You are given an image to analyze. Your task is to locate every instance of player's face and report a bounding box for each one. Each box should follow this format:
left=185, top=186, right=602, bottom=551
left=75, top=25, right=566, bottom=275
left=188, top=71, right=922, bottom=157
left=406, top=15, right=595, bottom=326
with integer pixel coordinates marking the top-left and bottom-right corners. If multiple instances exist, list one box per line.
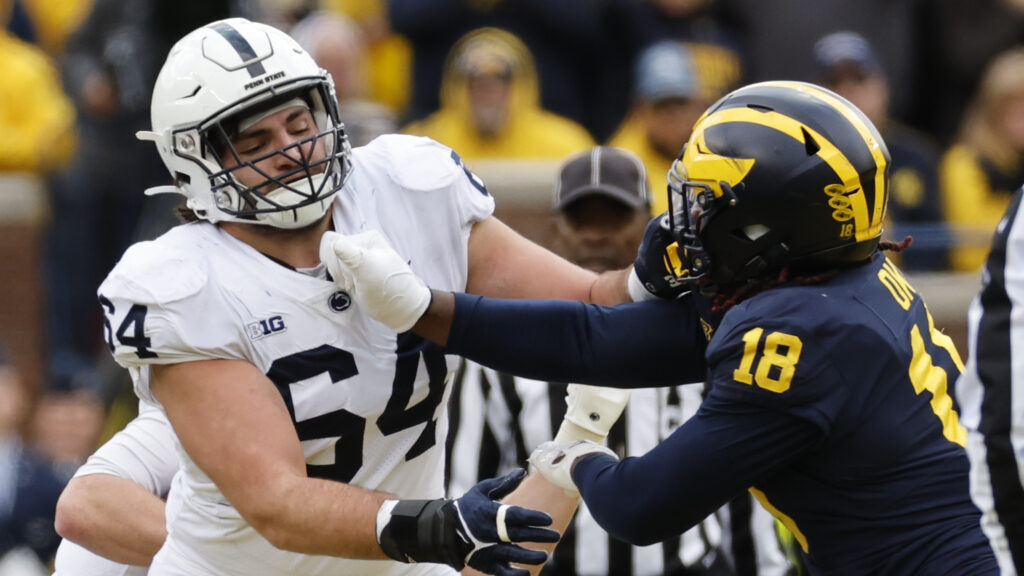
left=221, top=105, right=327, bottom=191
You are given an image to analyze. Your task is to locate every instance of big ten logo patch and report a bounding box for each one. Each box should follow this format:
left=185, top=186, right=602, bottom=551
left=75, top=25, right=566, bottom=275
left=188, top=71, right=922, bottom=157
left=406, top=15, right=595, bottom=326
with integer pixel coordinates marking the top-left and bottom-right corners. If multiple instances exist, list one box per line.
left=247, top=315, right=287, bottom=341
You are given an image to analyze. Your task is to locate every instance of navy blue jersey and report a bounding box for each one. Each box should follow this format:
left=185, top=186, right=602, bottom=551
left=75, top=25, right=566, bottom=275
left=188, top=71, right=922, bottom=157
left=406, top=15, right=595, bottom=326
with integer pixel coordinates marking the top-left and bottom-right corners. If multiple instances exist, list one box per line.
left=694, top=253, right=992, bottom=573
left=446, top=253, right=997, bottom=575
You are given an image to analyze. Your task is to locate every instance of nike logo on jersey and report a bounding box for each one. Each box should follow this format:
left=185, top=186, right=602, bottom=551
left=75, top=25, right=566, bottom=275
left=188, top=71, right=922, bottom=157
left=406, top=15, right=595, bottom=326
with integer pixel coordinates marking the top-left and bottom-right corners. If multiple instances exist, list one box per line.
left=247, top=315, right=287, bottom=340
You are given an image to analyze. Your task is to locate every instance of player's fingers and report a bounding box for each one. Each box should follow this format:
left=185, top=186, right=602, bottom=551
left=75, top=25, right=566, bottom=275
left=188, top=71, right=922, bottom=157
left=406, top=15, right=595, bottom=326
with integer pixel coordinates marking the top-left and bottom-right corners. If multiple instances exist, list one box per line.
left=320, top=231, right=362, bottom=268
left=481, top=544, right=549, bottom=566
left=502, top=506, right=558, bottom=543
left=472, top=467, right=527, bottom=501
left=484, top=467, right=528, bottom=500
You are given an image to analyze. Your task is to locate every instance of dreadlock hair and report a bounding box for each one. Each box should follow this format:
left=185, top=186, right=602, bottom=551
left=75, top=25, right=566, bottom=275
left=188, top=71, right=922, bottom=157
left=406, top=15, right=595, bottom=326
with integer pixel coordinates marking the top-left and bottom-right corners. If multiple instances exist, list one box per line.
left=710, top=236, right=916, bottom=315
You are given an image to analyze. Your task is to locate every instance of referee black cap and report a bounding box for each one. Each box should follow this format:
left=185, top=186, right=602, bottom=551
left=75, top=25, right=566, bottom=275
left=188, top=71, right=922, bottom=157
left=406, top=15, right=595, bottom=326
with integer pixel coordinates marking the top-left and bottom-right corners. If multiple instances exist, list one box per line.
left=554, top=146, right=650, bottom=212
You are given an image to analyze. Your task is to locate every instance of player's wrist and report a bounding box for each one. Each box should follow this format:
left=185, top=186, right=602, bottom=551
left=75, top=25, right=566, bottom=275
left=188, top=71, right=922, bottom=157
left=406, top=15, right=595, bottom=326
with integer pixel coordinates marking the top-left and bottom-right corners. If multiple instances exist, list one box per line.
left=560, top=384, right=631, bottom=442
left=529, top=440, right=619, bottom=496
left=553, top=420, right=605, bottom=444
left=627, top=267, right=660, bottom=302
left=375, top=498, right=464, bottom=568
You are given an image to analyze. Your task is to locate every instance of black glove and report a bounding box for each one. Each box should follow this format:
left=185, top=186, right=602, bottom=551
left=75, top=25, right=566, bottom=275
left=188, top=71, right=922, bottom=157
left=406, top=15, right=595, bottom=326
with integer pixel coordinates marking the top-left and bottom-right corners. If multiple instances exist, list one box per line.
left=629, top=213, right=688, bottom=301
left=377, top=468, right=560, bottom=576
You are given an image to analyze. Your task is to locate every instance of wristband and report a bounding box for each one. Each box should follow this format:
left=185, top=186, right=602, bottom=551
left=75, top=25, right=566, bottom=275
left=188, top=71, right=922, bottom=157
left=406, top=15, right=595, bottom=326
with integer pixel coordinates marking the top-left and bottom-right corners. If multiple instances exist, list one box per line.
left=376, top=498, right=463, bottom=568
left=627, top=267, right=659, bottom=302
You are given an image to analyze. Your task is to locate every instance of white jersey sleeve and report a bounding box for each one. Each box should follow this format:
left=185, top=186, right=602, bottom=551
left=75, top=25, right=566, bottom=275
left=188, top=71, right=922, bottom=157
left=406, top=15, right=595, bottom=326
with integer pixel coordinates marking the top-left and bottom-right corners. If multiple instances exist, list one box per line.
left=72, top=401, right=179, bottom=497
left=97, top=237, right=208, bottom=375
left=53, top=541, right=149, bottom=576
left=97, top=225, right=267, bottom=404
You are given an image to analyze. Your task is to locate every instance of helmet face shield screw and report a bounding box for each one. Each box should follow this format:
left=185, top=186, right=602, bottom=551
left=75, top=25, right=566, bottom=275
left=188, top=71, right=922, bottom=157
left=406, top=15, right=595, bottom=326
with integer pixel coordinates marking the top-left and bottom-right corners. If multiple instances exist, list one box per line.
left=215, top=191, right=232, bottom=209
left=177, top=134, right=197, bottom=154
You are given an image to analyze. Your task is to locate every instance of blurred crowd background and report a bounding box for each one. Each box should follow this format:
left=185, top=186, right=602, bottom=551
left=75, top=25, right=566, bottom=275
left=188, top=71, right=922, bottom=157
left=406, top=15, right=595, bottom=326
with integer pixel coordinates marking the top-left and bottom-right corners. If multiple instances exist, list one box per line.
left=1, top=0, right=1021, bottom=571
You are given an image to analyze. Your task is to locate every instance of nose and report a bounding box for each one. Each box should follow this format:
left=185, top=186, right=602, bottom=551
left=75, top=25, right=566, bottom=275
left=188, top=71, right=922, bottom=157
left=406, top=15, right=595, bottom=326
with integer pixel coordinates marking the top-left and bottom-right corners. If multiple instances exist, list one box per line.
left=270, top=130, right=309, bottom=170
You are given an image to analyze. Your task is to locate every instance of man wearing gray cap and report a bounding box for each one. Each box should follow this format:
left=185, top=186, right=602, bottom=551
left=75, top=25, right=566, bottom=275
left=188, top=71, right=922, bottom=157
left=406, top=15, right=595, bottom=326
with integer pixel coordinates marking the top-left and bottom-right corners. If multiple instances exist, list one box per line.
left=549, top=146, right=651, bottom=273
left=447, top=147, right=795, bottom=576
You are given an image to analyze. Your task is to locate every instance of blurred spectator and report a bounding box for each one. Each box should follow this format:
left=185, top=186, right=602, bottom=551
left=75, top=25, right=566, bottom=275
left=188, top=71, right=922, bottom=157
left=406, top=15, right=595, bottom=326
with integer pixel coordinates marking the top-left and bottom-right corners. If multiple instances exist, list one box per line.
left=915, top=0, right=1024, bottom=145
left=27, top=384, right=105, bottom=482
left=246, top=0, right=315, bottom=29
left=0, top=348, right=64, bottom=571
left=16, top=0, right=93, bottom=55
left=389, top=0, right=603, bottom=133
left=0, top=1, right=75, bottom=174
left=813, top=31, right=950, bottom=272
left=402, top=27, right=594, bottom=160
left=323, top=0, right=413, bottom=115
left=714, top=0, right=920, bottom=127
left=45, top=0, right=236, bottom=398
left=4, top=0, right=34, bottom=43
left=598, top=0, right=744, bottom=140
left=940, top=46, right=1024, bottom=272
left=290, top=9, right=399, bottom=147
left=608, top=41, right=708, bottom=215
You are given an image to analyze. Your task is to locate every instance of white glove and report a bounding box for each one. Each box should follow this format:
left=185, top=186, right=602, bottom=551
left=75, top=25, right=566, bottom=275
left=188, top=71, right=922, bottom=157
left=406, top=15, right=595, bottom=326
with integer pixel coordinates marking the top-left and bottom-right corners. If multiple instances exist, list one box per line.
left=554, top=384, right=631, bottom=444
left=529, top=440, right=618, bottom=496
left=319, top=230, right=432, bottom=333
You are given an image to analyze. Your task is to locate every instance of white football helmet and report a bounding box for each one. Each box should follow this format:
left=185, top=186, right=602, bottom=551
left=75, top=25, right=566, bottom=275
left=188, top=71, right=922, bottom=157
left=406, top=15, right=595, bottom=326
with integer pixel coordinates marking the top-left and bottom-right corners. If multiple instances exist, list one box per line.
left=138, top=18, right=352, bottom=229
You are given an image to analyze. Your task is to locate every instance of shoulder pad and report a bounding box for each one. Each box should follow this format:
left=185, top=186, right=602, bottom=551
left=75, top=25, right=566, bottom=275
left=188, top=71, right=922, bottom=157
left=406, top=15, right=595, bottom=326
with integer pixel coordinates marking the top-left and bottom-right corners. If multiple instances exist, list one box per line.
left=357, top=134, right=462, bottom=192
left=101, top=240, right=207, bottom=305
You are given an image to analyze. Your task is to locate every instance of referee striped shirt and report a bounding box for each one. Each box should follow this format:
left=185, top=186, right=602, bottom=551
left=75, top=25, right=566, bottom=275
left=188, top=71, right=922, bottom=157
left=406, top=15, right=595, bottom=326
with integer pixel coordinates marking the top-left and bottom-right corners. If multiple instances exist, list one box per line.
left=957, top=187, right=1024, bottom=575
left=445, top=360, right=796, bottom=576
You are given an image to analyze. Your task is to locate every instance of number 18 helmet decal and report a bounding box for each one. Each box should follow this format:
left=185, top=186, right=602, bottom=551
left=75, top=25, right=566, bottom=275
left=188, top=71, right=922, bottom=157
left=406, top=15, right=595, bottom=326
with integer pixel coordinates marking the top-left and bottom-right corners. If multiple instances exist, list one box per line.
left=139, top=18, right=352, bottom=229
left=667, top=81, right=890, bottom=287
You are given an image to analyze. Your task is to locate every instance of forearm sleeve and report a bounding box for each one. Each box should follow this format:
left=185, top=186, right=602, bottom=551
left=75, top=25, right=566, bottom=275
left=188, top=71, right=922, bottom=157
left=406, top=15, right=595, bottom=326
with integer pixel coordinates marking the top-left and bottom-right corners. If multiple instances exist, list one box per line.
left=446, top=294, right=707, bottom=387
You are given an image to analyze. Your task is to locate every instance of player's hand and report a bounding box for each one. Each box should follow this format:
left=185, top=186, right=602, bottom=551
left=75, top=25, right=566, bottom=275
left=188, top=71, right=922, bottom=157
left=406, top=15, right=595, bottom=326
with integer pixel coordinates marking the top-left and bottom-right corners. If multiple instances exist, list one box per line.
left=451, top=468, right=560, bottom=575
left=554, top=385, right=631, bottom=444
left=377, top=469, right=559, bottom=576
left=629, top=213, right=688, bottom=302
left=529, top=441, right=618, bottom=497
left=319, top=230, right=431, bottom=332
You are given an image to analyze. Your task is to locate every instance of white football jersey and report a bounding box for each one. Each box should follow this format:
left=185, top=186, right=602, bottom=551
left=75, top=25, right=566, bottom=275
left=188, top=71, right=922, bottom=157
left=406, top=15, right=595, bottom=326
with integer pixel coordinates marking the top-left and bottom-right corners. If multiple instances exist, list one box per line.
left=97, top=135, right=494, bottom=576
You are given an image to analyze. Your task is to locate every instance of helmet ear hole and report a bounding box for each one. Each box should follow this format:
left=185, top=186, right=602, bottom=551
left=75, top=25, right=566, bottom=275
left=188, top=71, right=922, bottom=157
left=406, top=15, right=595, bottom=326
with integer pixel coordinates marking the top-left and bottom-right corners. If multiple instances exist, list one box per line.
left=740, top=224, right=771, bottom=241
